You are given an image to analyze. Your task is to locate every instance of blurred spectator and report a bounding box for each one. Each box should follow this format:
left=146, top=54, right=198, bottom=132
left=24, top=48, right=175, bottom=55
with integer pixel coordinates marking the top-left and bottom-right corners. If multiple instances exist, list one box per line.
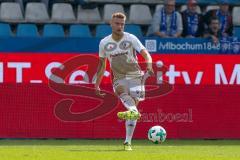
left=181, top=0, right=204, bottom=37
left=204, top=0, right=233, bottom=36
left=147, top=0, right=183, bottom=38
left=203, top=16, right=222, bottom=44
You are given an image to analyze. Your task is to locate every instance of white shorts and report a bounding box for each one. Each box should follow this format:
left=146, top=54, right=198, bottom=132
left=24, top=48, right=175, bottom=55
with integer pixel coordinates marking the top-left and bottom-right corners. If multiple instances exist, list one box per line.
left=113, top=76, right=145, bottom=101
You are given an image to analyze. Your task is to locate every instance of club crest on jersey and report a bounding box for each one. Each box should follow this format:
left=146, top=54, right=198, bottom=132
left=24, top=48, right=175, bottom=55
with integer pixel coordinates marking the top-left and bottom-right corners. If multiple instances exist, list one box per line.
left=104, top=42, right=117, bottom=52
left=119, top=41, right=132, bottom=50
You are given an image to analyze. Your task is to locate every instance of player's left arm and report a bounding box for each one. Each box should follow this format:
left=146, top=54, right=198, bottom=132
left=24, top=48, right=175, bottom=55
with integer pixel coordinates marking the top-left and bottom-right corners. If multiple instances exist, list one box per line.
left=140, top=49, right=154, bottom=76
left=130, top=34, right=154, bottom=76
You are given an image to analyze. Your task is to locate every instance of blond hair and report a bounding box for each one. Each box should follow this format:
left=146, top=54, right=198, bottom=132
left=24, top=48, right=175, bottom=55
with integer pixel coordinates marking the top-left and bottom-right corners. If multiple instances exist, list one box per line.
left=111, top=12, right=126, bottom=20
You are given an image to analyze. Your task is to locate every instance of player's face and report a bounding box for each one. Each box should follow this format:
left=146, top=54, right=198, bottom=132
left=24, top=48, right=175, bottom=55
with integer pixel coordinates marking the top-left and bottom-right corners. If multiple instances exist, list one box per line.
left=111, top=17, right=125, bottom=36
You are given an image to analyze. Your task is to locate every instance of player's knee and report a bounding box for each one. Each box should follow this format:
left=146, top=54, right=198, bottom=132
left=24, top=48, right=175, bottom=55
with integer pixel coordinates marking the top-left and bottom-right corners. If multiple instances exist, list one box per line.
left=134, top=99, right=139, bottom=106
left=115, top=86, right=125, bottom=96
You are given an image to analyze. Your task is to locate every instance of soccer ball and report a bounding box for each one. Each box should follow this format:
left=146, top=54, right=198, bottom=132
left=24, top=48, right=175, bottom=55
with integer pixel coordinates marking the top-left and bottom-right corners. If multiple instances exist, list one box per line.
left=148, top=125, right=167, bottom=144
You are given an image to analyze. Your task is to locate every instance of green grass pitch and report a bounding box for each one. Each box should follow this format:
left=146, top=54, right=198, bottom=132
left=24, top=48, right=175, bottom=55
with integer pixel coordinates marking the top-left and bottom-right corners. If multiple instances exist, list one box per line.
left=0, top=139, right=240, bottom=160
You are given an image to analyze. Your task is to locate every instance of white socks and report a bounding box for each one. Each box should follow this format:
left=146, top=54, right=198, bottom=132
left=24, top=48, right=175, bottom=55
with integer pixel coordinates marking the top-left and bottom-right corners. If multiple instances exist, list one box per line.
left=119, top=93, right=138, bottom=144
left=119, top=93, right=138, bottom=112
left=124, top=120, right=137, bottom=144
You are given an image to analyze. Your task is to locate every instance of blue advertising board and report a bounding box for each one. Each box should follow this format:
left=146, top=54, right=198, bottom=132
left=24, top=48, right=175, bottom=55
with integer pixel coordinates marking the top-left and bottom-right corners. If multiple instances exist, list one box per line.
left=0, top=37, right=239, bottom=54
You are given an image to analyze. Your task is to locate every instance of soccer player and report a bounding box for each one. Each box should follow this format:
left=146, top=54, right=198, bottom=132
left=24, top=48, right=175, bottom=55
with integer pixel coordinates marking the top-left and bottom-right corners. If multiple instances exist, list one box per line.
left=95, top=12, right=154, bottom=151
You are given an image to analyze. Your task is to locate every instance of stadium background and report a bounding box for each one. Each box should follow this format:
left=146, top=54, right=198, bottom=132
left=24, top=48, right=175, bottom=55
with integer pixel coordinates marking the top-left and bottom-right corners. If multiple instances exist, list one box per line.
left=0, top=0, right=240, bottom=139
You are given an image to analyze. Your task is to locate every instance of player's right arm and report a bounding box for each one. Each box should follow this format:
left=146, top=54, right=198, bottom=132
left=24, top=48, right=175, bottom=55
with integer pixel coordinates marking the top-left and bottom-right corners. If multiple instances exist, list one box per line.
left=95, top=40, right=107, bottom=97
left=95, top=57, right=106, bottom=97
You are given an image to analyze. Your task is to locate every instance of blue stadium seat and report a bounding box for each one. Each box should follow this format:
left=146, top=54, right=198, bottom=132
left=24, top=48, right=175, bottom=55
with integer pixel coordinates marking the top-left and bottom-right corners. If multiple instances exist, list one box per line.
left=69, top=24, right=92, bottom=37
left=0, top=23, right=12, bottom=37
left=95, top=24, right=112, bottom=38
left=16, top=24, right=39, bottom=37
left=125, top=24, right=143, bottom=37
left=234, top=27, right=240, bottom=38
left=43, top=24, right=65, bottom=37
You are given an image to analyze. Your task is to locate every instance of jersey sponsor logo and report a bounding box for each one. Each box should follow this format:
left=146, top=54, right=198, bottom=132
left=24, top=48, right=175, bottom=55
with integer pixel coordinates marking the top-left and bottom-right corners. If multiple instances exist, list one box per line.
left=104, top=42, right=117, bottom=52
left=110, top=51, right=128, bottom=58
left=119, top=41, right=132, bottom=50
